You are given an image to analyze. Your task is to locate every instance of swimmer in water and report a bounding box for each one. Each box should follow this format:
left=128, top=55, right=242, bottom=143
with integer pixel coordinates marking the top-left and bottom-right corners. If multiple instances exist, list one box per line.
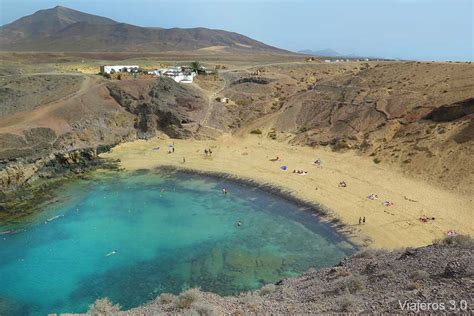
left=106, top=250, right=117, bottom=257
left=236, top=220, right=242, bottom=227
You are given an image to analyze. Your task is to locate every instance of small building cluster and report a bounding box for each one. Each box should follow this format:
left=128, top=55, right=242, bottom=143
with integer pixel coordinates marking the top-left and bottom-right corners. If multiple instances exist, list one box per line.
left=100, top=65, right=139, bottom=74
left=324, top=58, right=371, bottom=63
left=99, top=64, right=217, bottom=83
left=153, top=67, right=196, bottom=83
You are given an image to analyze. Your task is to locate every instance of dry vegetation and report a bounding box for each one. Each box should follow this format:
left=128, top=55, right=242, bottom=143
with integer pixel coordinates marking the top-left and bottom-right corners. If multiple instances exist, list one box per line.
left=84, top=235, right=473, bottom=315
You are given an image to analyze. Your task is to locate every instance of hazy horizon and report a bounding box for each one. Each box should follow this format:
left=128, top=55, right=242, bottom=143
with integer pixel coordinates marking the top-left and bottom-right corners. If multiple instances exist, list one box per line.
left=0, top=0, right=472, bottom=61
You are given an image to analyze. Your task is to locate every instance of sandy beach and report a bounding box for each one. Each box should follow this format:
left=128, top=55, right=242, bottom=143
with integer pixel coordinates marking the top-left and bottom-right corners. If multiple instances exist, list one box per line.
left=101, top=134, right=473, bottom=249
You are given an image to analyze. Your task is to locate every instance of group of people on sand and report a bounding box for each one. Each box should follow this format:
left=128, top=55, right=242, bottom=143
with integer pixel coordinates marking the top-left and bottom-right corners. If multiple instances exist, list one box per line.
left=367, top=194, right=378, bottom=200
left=167, top=144, right=175, bottom=154
left=419, top=215, right=435, bottom=223
left=204, top=148, right=213, bottom=156
left=293, top=169, right=308, bottom=175
left=358, top=217, right=366, bottom=225
left=338, top=181, right=347, bottom=188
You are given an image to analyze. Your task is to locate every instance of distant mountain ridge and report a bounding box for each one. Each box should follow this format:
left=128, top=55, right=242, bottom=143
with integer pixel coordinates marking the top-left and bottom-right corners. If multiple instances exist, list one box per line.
left=298, top=48, right=341, bottom=57
left=0, top=6, right=288, bottom=53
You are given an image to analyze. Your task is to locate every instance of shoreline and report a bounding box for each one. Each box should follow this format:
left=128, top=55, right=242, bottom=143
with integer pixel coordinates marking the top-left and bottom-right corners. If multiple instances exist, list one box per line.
left=155, top=165, right=358, bottom=247
left=101, top=134, right=474, bottom=249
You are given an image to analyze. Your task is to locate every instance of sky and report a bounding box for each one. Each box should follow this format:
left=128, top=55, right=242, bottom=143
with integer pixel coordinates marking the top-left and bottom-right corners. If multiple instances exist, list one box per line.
left=0, top=0, right=472, bottom=61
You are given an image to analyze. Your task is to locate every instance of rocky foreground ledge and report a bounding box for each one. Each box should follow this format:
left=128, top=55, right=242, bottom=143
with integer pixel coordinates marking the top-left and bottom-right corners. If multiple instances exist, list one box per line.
left=65, top=235, right=473, bottom=315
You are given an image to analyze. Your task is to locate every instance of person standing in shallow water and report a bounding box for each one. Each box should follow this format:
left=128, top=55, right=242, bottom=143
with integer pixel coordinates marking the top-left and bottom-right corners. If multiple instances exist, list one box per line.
left=222, top=188, right=228, bottom=195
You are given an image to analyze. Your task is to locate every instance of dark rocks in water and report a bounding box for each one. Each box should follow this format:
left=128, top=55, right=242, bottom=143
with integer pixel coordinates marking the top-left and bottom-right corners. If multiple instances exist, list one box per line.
left=131, top=237, right=474, bottom=314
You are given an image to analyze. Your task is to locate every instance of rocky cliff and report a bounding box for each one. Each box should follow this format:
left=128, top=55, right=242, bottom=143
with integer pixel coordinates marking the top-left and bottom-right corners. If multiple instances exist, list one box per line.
left=0, top=75, right=207, bottom=217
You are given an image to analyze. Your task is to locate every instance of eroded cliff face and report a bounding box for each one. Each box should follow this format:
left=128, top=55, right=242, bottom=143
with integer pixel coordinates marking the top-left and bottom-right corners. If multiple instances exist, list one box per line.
left=215, top=62, right=474, bottom=193
left=0, top=76, right=207, bottom=203
left=107, top=77, right=207, bottom=139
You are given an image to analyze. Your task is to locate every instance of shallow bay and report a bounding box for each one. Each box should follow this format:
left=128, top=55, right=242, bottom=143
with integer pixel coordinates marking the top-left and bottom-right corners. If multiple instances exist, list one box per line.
left=0, top=170, right=354, bottom=315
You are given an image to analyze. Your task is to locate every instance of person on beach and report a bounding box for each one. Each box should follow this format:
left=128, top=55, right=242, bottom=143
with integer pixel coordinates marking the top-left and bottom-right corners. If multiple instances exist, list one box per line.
left=204, top=149, right=208, bottom=156
left=363, top=217, right=366, bottom=224
left=338, top=181, right=347, bottom=188
left=209, top=148, right=213, bottom=156
left=172, top=147, right=175, bottom=153
left=182, top=157, right=186, bottom=163
left=359, top=217, right=362, bottom=225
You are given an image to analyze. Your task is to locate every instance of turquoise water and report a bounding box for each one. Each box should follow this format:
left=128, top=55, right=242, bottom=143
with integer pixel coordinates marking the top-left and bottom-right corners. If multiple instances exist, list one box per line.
left=0, top=170, right=354, bottom=315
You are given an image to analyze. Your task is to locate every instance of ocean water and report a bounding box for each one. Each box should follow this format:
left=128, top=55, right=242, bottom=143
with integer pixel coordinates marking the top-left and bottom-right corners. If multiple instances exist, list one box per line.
left=0, top=170, right=354, bottom=315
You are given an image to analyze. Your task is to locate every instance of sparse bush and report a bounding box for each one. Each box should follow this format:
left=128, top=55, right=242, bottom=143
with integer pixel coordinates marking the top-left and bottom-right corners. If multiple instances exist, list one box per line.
left=375, top=269, right=396, bottom=279
left=331, top=268, right=352, bottom=279
left=335, top=275, right=365, bottom=294
left=337, top=294, right=358, bottom=312
left=259, top=284, right=276, bottom=296
left=410, top=269, right=430, bottom=281
left=267, top=129, right=277, bottom=140
left=407, top=281, right=423, bottom=290
left=174, top=288, right=201, bottom=309
left=158, top=292, right=175, bottom=304
left=88, top=298, right=121, bottom=316
left=250, top=129, right=262, bottom=135
left=354, top=248, right=383, bottom=259
left=190, top=302, right=217, bottom=316
left=434, top=235, right=474, bottom=249
left=241, top=292, right=263, bottom=312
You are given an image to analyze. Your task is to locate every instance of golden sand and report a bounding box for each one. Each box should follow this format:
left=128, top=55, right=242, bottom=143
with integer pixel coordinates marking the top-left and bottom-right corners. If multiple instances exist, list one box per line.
left=101, top=134, right=473, bottom=249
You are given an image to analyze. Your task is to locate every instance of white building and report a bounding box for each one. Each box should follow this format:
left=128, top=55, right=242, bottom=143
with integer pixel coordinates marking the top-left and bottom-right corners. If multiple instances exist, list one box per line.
left=160, top=67, right=197, bottom=83
left=100, top=65, right=139, bottom=74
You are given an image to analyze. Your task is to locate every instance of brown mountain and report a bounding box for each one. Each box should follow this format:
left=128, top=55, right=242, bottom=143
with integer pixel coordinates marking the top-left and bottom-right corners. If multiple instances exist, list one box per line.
left=0, top=6, right=288, bottom=53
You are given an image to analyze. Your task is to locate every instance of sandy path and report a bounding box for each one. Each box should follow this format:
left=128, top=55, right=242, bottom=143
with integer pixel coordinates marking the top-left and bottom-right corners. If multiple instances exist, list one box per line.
left=101, top=135, right=473, bottom=249
left=0, top=74, right=102, bottom=135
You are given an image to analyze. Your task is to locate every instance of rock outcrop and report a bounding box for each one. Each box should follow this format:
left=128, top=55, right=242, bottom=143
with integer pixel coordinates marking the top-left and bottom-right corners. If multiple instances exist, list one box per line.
left=82, top=235, right=474, bottom=315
